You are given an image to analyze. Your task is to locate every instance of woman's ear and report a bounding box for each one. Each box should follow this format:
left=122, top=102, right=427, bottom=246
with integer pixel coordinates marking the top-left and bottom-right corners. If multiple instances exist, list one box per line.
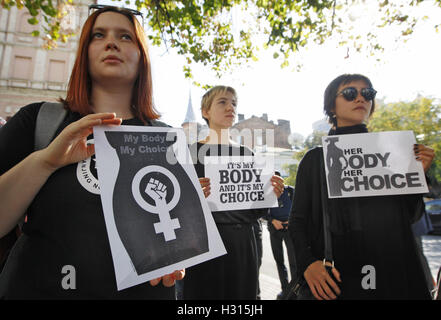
left=202, top=108, right=210, bottom=122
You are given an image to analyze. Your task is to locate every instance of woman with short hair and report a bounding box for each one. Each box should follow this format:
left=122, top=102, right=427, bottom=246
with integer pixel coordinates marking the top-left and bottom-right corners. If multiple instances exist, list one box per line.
left=289, top=73, right=435, bottom=300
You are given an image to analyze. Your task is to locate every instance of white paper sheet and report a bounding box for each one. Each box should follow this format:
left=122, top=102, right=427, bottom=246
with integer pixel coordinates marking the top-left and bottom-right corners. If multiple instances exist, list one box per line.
left=322, top=131, right=428, bottom=198
left=94, top=125, right=226, bottom=290
left=204, top=156, right=278, bottom=212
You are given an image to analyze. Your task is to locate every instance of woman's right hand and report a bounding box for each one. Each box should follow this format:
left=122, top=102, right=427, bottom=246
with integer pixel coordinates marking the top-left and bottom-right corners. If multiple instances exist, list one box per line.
left=304, top=260, right=342, bottom=300
left=38, top=113, right=121, bottom=171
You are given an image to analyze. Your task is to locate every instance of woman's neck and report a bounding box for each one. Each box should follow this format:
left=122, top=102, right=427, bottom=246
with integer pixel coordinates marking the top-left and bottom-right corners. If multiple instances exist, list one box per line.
left=329, top=123, right=368, bottom=135
left=91, top=84, right=134, bottom=119
left=201, top=127, right=234, bottom=145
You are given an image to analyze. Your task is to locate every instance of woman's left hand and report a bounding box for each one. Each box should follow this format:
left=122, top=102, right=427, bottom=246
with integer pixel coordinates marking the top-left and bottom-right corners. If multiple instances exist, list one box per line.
left=199, top=177, right=211, bottom=198
left=150, top=269, right=185, bottom=287
left=414, top=144, right=435, bottom=172
left=271, top=175, right=285, bottom=198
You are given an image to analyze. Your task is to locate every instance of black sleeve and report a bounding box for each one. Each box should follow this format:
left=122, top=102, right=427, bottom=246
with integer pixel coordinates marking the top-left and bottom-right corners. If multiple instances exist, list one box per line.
left=289, top=149, right=319, bottom=276
left=262, top=211, right=271, bottom=222
left=402, top=174, right=432, bottom=224
left=0, top=103, right=43, bottom=175
left=404, top=194, right=425, bottom=225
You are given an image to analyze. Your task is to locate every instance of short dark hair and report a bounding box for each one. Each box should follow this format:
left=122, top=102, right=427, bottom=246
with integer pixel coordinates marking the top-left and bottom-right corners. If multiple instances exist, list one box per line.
left=323, top=74, right=375, bottom=126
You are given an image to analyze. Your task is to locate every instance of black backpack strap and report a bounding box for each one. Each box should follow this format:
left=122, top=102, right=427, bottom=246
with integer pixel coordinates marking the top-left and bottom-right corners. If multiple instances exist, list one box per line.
left=34, top=102, right=67, bottom=151
left=149, top=119, right=170, bottom=127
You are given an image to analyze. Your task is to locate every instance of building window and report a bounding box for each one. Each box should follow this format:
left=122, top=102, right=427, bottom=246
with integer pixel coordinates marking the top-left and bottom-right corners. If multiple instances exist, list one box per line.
left=256, top=135, right=263, bottom=146
left=12, top=56, right=32, bottom=79
left=48, top=59, right=66, bottom=83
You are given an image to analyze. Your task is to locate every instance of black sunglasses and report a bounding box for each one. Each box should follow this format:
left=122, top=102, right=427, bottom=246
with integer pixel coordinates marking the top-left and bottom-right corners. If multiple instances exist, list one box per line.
left=88, top=4, right=144, bottom=27
left=337, top=87, right=377, bottom=101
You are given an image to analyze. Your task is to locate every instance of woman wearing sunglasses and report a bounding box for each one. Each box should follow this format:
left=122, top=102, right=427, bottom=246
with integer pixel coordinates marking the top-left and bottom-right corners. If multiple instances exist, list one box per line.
left=289, top=74, right=435, bottom=300
left=0, top=6, right=182, bottom=299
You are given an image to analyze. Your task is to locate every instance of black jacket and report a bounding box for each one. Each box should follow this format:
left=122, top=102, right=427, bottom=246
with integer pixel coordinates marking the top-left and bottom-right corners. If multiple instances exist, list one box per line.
left=289, top=125, right=430, bottom=299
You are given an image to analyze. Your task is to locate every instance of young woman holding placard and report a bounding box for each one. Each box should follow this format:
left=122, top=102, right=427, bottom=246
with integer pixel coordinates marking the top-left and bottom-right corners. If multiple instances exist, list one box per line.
left=289, top=74, right=435, bottom=300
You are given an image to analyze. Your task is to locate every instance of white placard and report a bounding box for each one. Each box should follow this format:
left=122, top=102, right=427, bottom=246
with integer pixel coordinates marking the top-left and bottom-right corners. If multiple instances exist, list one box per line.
left=204, top=156, right=277, bottom=212
left=322, top=131, right=428, bottom=198
left=94, top=125, right=226, bottom=290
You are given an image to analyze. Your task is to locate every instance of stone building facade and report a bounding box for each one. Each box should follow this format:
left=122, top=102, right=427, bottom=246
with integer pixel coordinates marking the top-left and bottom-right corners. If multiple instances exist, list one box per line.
left=0, top=1, right=93, bottom=120
left=231, top=113, right=297, bottom=177
left=231, top=113, right=292, bottom=150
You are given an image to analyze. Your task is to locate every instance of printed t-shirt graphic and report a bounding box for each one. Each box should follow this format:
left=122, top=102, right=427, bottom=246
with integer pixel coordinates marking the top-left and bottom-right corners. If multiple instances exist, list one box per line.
left=76, top=138, right=100, bottom=195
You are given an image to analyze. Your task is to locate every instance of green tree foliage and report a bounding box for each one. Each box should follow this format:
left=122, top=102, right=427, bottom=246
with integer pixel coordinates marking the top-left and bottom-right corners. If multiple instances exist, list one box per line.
left=2, top=0, right=441, bottom=79
left=283, top=130, right=327, bottom=186
left=368, top=96, right=441, bottom=181
left=282, top=162, right=298, bottom=187
left=1, top=0, right=76, bottom=48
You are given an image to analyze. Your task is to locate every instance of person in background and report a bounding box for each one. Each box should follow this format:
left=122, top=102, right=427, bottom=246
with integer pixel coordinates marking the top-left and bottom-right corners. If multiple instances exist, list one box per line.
left=266, top=171, right=296, bottom=299
left=289, top=73, right=435, bottom=300
left=0, top=5, right=183, bottom=299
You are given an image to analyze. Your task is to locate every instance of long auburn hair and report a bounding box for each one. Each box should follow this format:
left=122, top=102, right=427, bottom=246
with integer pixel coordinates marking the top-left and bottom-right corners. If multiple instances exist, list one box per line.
left=62, top=6, right=159, bottom=122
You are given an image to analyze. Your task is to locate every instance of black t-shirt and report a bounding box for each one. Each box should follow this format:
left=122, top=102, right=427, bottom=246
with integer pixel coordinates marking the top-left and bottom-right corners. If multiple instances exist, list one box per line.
left=190, top=142, right=268, bottom=224
left=0, top=102, right=174, bottom=299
